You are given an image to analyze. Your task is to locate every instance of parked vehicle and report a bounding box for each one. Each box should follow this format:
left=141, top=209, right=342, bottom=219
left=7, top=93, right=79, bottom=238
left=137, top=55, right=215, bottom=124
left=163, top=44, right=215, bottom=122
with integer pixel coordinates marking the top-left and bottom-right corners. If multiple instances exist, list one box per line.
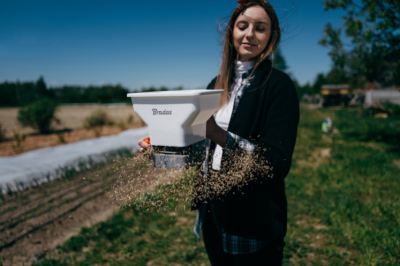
left=321, top=84, right=351, bottom=107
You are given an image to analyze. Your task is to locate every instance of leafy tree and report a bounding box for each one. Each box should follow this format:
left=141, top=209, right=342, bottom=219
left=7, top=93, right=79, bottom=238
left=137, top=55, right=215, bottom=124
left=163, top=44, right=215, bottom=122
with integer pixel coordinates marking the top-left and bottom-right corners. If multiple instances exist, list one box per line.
left=83, top=109, right=114, bottom=129
left=272, top=46, right=288, bottom=72
left=312, top=73, right=328, bottom=92
left=36, top=76, right=47, bottom=95
left=325, top=67, right=349, bottom=85
left=17, top=98, right=59, bottom=134
left=320, top=0, right=400, bottom=86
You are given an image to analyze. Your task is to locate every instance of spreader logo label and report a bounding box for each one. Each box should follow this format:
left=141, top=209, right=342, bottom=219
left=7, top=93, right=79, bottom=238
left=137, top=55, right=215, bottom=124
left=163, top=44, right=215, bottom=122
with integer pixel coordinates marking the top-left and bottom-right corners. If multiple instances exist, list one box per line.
left=152, top=109, right=172, bottom=115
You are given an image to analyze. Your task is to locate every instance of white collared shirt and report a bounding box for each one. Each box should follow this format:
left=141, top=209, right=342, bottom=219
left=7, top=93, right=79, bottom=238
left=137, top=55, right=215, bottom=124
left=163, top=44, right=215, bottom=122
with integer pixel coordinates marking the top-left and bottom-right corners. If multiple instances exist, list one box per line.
left=212, top=60, right=255, bottom=171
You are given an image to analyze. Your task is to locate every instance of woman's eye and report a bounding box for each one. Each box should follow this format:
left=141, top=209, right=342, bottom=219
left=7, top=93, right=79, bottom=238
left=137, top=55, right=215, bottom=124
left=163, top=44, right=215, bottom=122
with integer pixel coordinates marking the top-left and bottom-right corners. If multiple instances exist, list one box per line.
left=256, top=28, right=265, bottom=32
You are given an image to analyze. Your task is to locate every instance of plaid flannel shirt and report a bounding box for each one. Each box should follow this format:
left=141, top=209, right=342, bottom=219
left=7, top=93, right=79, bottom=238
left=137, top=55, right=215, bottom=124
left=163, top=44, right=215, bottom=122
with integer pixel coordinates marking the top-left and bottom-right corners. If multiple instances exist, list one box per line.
left=194, top=71, right=271, bottom=254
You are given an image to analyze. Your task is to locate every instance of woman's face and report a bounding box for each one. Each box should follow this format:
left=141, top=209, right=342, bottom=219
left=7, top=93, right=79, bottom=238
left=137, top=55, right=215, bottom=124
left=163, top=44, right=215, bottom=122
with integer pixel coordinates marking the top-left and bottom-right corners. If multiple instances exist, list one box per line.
left=233, top=5, right=271, bottom=62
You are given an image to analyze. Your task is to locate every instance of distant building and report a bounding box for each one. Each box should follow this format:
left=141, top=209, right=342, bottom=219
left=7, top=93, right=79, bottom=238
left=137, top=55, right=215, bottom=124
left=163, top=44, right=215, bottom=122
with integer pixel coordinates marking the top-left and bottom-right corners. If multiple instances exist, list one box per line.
left=364, top=90, right=400, bottom=108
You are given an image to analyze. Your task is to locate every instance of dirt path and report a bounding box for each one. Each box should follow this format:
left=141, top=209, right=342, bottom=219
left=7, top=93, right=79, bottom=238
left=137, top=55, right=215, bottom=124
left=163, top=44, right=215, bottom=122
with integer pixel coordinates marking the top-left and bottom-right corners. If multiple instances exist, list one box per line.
left=0, top=160, right=173, bottom=266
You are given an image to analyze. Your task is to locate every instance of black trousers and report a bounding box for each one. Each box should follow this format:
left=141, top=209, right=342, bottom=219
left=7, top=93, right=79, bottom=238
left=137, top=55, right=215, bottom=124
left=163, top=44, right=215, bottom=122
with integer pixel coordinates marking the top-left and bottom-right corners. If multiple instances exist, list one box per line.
left=202, top=210, right=285, bottom=266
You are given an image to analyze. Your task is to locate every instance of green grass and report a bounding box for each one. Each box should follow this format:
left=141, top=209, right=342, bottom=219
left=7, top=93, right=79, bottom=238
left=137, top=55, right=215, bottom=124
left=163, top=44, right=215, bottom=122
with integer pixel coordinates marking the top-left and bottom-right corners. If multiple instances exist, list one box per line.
left=42, top=204, right=208, bottom=266
left=283, top=106, right=400, bottom=265
left=335, top=108, right=400, bottom=152
left=38, top=104, right=400, bottom=266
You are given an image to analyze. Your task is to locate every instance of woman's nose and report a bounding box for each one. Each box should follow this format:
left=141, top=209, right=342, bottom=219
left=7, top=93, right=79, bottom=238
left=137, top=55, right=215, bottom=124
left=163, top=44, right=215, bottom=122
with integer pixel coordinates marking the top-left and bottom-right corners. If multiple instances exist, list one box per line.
left=245, top=27, right=255, bottom=39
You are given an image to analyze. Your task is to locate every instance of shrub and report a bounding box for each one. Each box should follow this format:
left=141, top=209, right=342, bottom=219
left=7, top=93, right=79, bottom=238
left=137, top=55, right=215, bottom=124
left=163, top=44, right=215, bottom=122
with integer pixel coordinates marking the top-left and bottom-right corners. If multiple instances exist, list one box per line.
left=127, top=114, right=134, bottom=123
left=83, top=109, right=114, bottom=129
left=6, top=184, right=13, bottom=196
left=56, top=132, right=67, bottom=144
left=336, top=109, right=400, bottom=151
left=12, top=132, right=26, bottom=151
left=382, top=101, right=400, bottom=116
left=36, top=258, right=68, bottom=266
left=0, top=123, right=6, bottom=142
left=59, top=235, right=88, bottom=252
left=17, top=98, right=59, bottom=134
left=118, top=121, right=126, bottom=131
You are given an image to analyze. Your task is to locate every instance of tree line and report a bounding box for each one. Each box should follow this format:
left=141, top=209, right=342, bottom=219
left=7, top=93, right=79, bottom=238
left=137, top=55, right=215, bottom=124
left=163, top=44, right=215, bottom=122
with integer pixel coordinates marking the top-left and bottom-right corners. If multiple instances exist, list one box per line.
left=3, top=0, right=399, bottom=108
left=0, top=77, right=183, bottom=107
left=319, top=0, right=399, bottom=89
left=291, top=0, right=400, bottom=98
left=0, top=46, right=335, bottom=108
left=272, top=47, right=349, bottom=98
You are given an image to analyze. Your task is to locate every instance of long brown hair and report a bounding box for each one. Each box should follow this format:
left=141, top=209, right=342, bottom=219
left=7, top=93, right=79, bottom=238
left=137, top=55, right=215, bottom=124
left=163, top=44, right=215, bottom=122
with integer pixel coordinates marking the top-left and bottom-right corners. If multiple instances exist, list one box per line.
left=215, top=0, right=281, bottom=109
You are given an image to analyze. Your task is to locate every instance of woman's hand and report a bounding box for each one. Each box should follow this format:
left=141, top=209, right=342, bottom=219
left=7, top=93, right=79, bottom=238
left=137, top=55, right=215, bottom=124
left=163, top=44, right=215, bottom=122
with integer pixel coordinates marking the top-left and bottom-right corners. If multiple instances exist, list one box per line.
left=138, top=136, right=151, bottom=153
left=206, top=115, right=228, bottom=148
left=206, top=115, right=218, bottom=139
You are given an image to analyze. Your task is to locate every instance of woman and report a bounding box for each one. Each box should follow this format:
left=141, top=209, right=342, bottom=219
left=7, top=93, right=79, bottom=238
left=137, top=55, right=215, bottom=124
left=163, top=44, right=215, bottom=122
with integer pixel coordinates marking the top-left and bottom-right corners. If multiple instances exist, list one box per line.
left=139, top=0, right=299, bottom=265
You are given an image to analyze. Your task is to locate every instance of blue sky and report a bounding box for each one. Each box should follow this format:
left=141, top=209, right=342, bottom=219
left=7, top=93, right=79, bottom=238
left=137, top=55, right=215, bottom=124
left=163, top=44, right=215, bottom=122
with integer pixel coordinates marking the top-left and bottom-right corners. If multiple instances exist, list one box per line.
left=0, top=0, right=346, bottom=91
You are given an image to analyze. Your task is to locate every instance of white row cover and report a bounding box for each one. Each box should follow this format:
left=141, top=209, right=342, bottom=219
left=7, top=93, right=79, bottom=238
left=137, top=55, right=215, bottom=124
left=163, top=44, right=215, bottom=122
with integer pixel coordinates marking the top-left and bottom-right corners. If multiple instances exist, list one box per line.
left=0, top=127, right=148, bottom=190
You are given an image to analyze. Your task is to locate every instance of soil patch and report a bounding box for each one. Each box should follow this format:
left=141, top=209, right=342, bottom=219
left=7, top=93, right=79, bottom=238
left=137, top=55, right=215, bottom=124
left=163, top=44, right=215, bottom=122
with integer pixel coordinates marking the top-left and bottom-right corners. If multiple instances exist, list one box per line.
left=0, top=160, right=176, bottom=266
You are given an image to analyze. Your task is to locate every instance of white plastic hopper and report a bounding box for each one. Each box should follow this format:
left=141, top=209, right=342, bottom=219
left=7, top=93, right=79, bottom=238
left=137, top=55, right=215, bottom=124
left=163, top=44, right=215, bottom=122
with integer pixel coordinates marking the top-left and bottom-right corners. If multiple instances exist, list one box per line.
left=127, top=89, right=224, bottom=147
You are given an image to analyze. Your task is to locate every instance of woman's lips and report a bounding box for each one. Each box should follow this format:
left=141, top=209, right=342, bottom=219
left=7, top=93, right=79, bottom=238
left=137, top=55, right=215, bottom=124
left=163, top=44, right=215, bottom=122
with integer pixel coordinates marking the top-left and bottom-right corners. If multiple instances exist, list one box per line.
left=242, top=43, right=256, bottom=48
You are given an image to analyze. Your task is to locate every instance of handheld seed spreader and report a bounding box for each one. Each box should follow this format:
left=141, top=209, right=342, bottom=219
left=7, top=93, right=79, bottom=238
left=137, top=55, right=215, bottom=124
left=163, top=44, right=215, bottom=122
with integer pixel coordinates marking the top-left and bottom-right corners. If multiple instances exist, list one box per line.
left=127, top=89, right=224, bottom=170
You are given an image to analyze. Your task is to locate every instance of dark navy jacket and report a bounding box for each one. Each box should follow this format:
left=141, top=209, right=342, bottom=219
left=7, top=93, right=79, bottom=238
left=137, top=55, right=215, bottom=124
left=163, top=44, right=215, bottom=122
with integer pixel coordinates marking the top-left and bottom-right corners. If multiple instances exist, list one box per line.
left=192, top=59, right=300, bottom=240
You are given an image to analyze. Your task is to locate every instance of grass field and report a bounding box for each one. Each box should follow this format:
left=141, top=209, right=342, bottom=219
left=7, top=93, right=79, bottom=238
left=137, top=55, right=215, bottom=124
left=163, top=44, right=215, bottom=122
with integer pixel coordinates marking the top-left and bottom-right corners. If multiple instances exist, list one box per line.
left=34, top=104, right=400, bottom=266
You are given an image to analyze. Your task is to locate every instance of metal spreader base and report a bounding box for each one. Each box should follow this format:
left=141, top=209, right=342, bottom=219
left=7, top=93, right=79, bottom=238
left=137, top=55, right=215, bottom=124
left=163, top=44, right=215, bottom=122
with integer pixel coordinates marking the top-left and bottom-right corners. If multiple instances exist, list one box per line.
left=152, top=140, right=206, bottom=170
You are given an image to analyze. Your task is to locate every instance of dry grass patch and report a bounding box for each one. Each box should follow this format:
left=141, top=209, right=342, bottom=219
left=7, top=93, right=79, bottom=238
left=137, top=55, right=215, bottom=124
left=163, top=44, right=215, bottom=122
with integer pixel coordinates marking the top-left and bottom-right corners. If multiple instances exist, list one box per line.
left=0, top=104, right=141, bottom=137
left=0, top=104, right=145, bottom=156
left=295, top=147, right=331, bottom=170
